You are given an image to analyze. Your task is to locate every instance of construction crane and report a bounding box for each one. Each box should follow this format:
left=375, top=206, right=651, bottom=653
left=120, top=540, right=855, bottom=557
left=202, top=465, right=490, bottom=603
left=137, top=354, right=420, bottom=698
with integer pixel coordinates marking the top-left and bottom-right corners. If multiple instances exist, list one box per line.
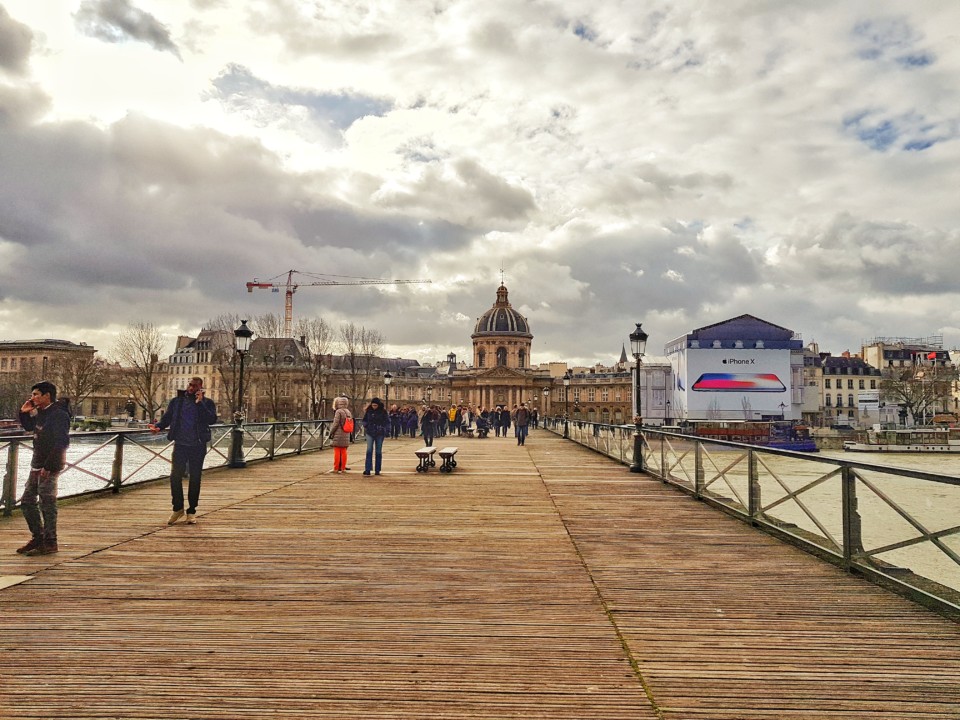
left=246, top=270, right=431, bottom=337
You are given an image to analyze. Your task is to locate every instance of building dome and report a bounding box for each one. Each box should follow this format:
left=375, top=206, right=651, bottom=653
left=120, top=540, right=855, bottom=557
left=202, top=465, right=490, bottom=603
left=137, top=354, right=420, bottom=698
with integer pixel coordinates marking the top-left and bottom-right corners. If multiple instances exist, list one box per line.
left=473, top=284, right=532, bottom=337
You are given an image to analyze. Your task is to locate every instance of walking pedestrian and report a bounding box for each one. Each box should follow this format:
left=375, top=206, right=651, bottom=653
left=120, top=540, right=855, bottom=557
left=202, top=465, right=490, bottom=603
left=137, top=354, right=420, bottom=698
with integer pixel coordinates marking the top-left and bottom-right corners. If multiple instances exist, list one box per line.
left=15, top=381, right=71, bottom=556
left=421, top=405, right=438, bottom=447
left=331, top=396, right=353, bottom=473
left=515, top=402, right=531, bottom=446
left=362, top=398, right=390, bottom=475
left=150, top=377, right=218, bottom=525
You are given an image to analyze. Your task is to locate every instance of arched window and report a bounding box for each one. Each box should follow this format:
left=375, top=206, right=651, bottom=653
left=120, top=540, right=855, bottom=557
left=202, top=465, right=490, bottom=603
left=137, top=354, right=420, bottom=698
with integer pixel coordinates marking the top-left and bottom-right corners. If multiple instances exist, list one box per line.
left=848, top=394, right=854, bottom=409
left=601, top=408, right=611, bottom=424
left=478, top=350, right=485, bottom=367
left=518, top=349, right=526, bottom=368
left=496, top=347, right=507, bottom=366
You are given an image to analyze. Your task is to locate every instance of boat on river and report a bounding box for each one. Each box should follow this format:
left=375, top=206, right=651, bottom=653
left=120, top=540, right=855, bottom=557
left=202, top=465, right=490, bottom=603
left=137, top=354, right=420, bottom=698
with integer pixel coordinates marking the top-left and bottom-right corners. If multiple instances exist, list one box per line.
left=678, top=421, right=819, bottom=452
left=843, top=427, right=960, bottom=453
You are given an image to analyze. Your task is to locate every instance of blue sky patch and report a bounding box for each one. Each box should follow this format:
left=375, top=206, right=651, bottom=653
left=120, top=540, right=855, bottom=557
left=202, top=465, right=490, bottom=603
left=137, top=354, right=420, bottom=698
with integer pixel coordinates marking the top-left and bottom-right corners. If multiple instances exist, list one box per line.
left=209, top=64, right=392, bottom=130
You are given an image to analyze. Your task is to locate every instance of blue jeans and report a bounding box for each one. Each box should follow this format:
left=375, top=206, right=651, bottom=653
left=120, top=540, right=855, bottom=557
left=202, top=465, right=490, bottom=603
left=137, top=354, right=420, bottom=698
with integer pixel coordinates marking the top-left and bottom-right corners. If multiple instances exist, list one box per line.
left=365, top=434, right=384, bottom=473
left=516, top=424, right=528, bottom=445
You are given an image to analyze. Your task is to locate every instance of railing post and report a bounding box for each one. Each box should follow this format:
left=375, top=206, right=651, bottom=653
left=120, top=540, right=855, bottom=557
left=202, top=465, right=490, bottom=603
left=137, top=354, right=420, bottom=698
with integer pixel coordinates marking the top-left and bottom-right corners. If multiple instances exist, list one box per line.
left=660, top=433, right=667, bottom=483
left=110, top=434, right=125, bottom=493
left=3, top=442, right=19, bottom=515
left=297, top=422, right=304, bottom=455
left=229, top=420, right=246, bottom=468
left=841, top=465, right=863, bottom=571
left=695, top=440, right=704, bottom=499
left=269, top=425, right=277, bottom=460
left=747, top=448, right=760, bottom=522
left=630, top=422, right=644, bottom=473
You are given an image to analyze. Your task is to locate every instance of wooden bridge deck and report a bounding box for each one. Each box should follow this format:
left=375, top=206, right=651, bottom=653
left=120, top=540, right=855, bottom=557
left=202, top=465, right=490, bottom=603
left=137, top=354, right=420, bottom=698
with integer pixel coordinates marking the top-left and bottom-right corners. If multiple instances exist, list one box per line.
left=1, top=430, right=958, bottom=719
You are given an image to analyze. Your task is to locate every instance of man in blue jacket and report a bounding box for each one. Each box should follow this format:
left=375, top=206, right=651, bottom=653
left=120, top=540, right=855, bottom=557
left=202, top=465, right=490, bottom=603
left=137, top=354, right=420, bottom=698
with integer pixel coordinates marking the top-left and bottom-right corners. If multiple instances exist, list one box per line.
left=150, top=377, right=217, bottom=525
left=16, top=381, right=71, bottom=556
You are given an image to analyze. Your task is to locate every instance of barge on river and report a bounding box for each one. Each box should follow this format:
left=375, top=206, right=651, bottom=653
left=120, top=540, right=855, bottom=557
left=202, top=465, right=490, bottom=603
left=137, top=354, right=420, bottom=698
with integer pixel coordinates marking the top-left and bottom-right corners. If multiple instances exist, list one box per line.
left=843, top=427, right=960, bottom=453
left=676, top=421, right=818, bottom=452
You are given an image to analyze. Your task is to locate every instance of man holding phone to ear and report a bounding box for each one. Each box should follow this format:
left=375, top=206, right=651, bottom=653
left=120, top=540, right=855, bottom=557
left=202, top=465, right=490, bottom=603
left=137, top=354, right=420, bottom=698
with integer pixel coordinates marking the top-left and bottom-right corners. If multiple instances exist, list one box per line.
left=150, top=376, right=217, bottom=525
left=16, top=381, right=71, bottom=556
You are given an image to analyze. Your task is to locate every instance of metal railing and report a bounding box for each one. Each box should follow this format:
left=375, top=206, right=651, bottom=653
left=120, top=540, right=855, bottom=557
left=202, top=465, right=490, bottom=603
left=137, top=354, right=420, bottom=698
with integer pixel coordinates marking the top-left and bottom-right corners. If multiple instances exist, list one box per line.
left=1, top=420, right=335, bottom=513
left=544, top=417, right=960, bottom=618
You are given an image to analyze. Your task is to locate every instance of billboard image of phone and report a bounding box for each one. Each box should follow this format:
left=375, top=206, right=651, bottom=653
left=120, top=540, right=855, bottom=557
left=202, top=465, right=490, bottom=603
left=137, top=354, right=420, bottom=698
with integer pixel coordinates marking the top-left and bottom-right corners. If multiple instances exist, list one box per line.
left=691, top=373, right=786, bottom=392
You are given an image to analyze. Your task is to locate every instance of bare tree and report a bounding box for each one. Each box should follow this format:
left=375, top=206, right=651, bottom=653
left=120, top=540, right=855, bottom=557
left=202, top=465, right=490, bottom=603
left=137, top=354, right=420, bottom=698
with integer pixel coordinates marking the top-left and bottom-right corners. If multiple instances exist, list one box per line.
left=204, top=313, right=245, bottom=416
left=295, top=316, right=335, bottom=419
left=0, top=366, right=36, bottom=418
left=339, top=322, right=384, bottom=404
left=251, top=313, right=287, bottom=420
left=50, top=353, right=107, bottom=411
left=881, top=365, right=957, bottom=425
left=111, top=322, right=168, bottom=421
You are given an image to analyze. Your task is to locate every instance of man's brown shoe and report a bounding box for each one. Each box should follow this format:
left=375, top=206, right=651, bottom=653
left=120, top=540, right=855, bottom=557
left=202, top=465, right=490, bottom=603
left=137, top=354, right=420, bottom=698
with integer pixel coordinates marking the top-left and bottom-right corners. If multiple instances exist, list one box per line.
left=25, top=540, right=57, bottom=556
left=15, top=537, right=41, bottom=554
left=167, top=510, right=185, bottom=525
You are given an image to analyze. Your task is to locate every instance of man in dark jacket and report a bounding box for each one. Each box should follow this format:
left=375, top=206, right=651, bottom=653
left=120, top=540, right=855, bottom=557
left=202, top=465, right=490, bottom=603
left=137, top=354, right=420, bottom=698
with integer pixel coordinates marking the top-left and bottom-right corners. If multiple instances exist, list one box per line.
left=515, top=402, right=531, bottom=446
left=150, top=377, right=217, bottom=525
left=16, top=381, right=71, bottom=556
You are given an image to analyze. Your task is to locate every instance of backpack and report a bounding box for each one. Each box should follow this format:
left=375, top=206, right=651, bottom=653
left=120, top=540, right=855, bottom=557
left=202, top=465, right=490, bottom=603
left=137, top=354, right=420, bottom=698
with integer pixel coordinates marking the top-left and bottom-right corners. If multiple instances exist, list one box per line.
left=342, top=416, right=354, bottom=433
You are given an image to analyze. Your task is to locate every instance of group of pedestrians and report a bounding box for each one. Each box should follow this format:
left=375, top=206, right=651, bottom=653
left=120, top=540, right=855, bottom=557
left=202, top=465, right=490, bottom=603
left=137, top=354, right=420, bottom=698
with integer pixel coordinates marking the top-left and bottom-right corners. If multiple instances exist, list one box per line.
left=326, top=398, right=541, bottom=476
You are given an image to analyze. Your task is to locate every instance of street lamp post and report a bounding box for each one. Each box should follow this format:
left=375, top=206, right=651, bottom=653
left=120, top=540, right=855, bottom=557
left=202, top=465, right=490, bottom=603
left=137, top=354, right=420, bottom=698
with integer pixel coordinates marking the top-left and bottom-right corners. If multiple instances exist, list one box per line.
left=629, top=322, right=648, bottom=473
left=542, top=386, right=550, bottom=426
left=384, top=371, right=392, bottom=408
left=563, top=371, right=571, bottom=439
left=426, top=385, right=433, bottom=405
left=230, top=319, right=253, bottom=468
left=779, top=402, right=786, bottom=420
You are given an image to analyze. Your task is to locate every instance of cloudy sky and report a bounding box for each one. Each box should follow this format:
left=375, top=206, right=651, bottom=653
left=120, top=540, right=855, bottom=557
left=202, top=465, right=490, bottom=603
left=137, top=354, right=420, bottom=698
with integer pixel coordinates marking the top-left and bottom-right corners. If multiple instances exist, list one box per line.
left=1, top=1, right=959, bottom=366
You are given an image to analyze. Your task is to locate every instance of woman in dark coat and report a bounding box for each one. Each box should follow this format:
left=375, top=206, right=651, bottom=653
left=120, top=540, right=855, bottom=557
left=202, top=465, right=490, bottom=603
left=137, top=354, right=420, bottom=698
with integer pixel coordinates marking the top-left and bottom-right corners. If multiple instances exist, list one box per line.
left=362, top=398, right=390, bottom=476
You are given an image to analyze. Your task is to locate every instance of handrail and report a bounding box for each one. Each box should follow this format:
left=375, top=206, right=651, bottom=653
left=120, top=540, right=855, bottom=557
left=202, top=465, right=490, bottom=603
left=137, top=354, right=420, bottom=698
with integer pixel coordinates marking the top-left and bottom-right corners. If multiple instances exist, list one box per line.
left=543, top=416, right=960, bottom=619
left=0, top=420, right=336, bottom=514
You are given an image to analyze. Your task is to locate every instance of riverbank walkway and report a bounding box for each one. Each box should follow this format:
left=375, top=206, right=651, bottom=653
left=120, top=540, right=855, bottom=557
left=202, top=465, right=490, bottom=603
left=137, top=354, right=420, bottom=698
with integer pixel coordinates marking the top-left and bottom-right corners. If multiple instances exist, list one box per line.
left=2, top=429, right=959, bottom=719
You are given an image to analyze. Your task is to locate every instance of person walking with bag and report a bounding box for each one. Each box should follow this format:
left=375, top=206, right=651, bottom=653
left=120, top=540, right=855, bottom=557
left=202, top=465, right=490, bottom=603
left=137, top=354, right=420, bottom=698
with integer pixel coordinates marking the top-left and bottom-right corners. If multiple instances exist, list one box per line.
left=362, top=398, right=389, bottom=476
left=331, top=397, right=353, bottom=473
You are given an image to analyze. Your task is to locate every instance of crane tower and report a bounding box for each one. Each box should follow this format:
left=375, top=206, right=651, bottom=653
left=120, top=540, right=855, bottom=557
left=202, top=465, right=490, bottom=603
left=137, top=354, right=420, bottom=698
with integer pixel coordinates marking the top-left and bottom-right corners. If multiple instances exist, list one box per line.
left=246, top=270, right=431, bottom=337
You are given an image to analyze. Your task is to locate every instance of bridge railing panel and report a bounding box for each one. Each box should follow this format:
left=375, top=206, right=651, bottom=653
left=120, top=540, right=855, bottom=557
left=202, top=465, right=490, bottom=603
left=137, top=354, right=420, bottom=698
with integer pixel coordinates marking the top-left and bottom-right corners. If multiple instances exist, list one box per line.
left=1, top=420, right=332, bottom=513
left=544, top=416, right=960, bottom=617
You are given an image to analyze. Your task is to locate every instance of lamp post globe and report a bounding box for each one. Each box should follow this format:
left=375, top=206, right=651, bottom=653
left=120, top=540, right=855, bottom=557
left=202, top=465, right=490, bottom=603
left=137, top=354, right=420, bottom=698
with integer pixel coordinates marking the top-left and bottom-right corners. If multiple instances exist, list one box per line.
left=383, top=371, right=393, bottom=408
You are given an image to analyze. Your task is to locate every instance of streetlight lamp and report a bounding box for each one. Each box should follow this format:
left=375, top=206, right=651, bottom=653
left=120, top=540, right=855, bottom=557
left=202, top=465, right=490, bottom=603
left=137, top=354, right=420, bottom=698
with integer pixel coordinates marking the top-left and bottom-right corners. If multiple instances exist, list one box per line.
left=542, top=386, right=551, bottom=424
left=563, top=371, right=571, bottom=439
left=629, top=322, right=648, bottom=473
left=230, top=319, right=253, bottom=468
left=779, top=402, right=786, bottom=420
left=426, top=385, right=433, bottom=404
left=383, top=371, right=393, bottom=408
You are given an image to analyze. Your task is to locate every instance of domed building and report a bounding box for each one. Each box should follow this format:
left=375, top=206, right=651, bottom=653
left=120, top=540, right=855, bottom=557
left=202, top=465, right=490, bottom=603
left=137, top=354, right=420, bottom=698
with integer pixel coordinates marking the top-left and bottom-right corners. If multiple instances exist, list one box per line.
left=439, top=284, right=553, bottom=411
left=471, top=284, right=533, bottom=369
